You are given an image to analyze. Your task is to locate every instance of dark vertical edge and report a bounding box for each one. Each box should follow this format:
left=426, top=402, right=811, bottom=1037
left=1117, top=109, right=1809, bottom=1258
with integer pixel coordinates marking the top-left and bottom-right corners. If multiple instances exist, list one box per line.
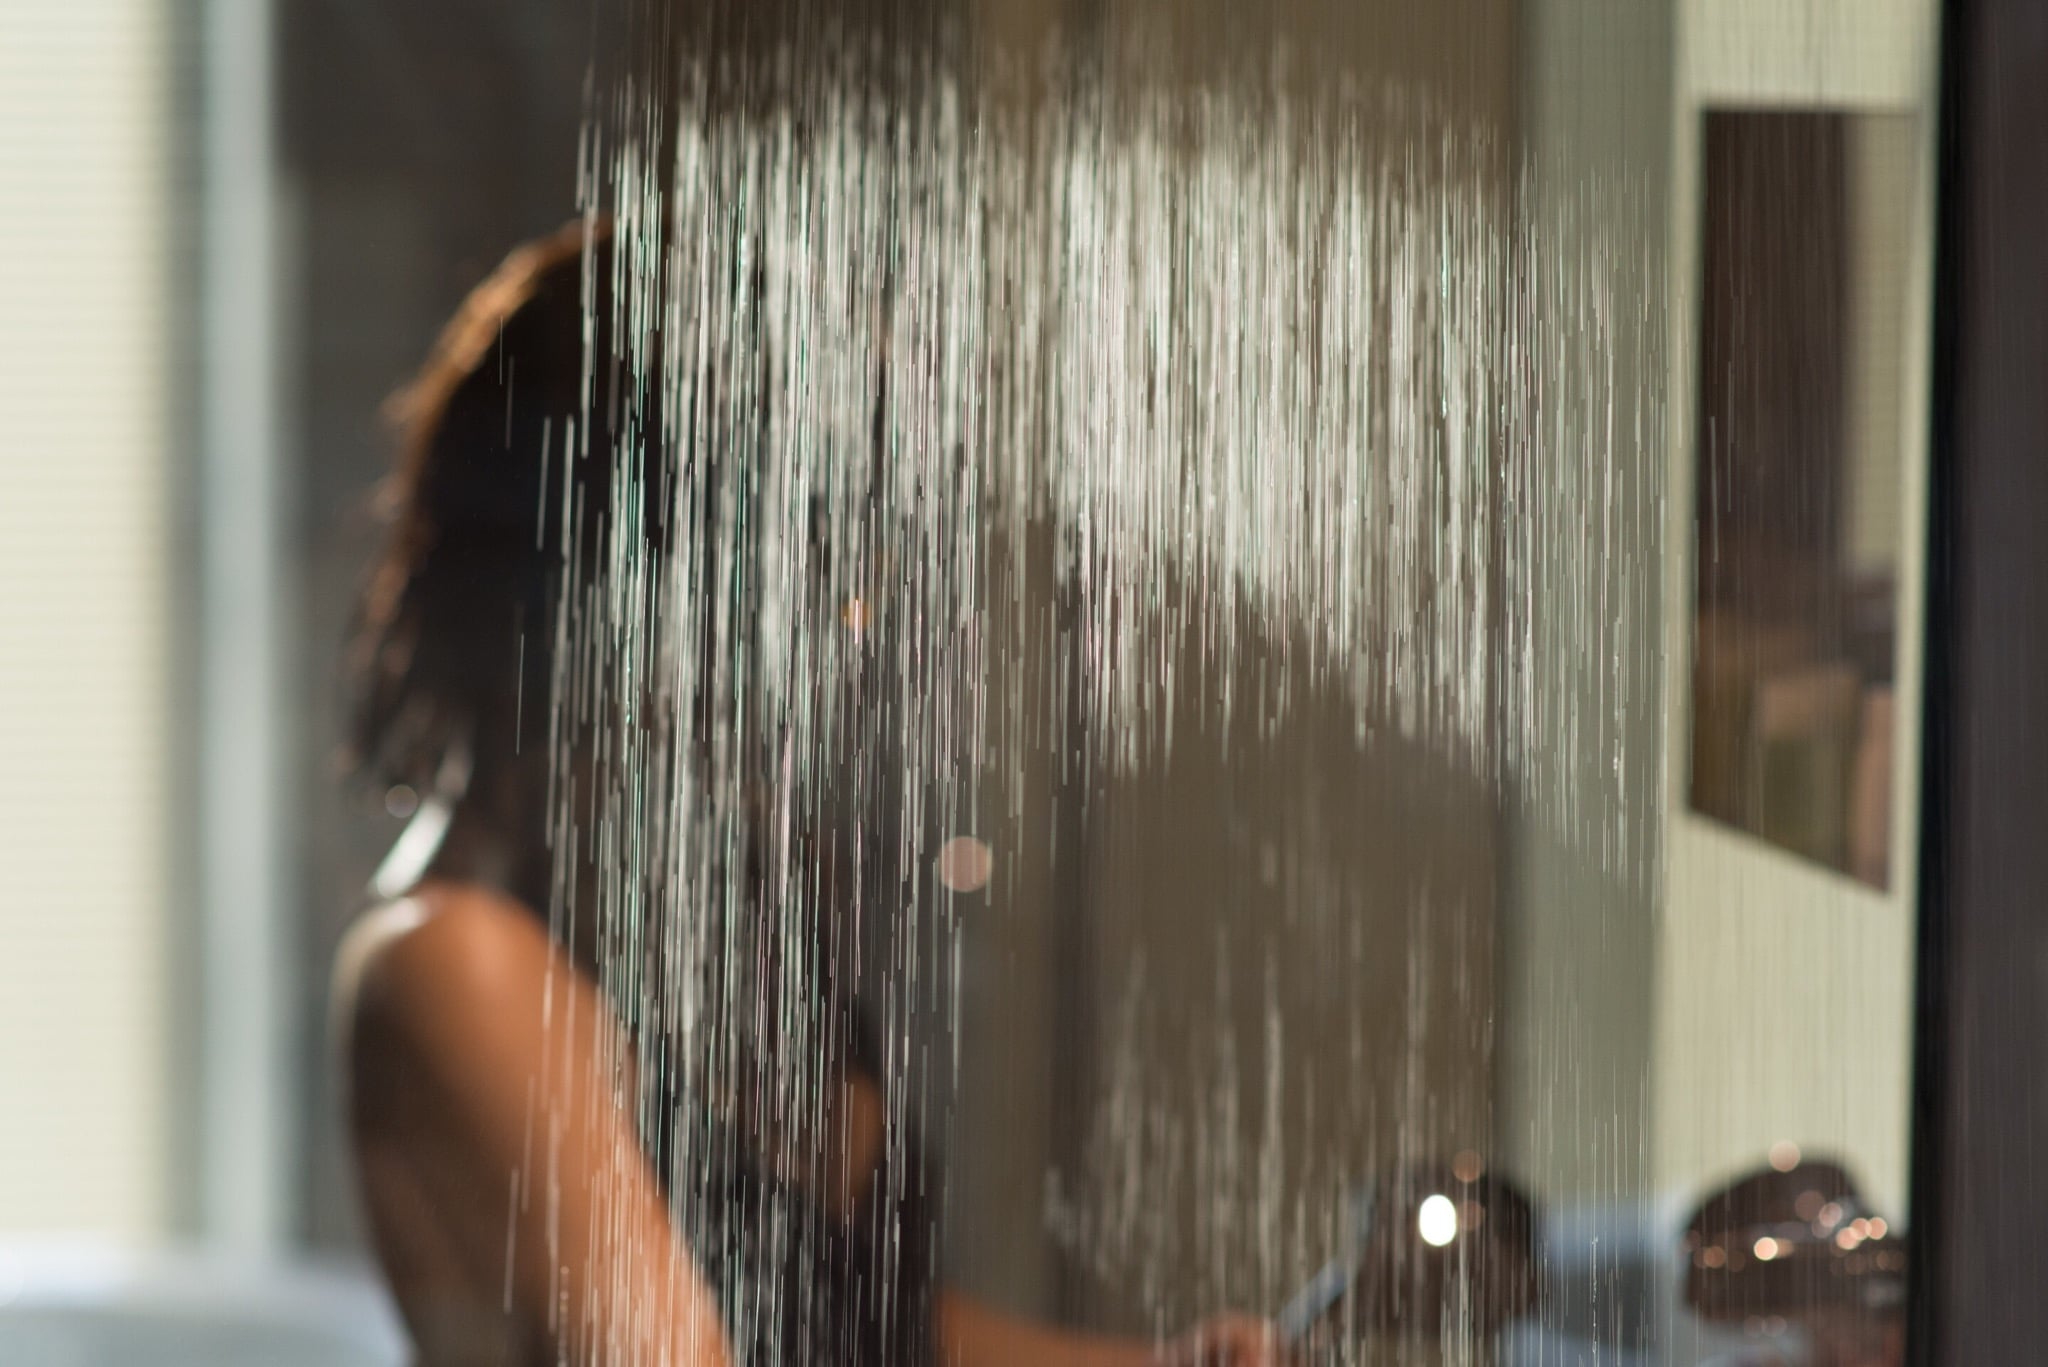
left=1912, top=0, right=2048, bottom=1358
left=1904, top=0, right=1967, bottom=1360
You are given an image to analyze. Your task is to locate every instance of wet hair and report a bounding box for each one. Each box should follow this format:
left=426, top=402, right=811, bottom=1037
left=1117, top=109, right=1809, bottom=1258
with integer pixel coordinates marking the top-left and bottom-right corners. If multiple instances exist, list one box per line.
left=346, top=221, right=650, bottom=800
left=350, top=0, right=963, bottom=793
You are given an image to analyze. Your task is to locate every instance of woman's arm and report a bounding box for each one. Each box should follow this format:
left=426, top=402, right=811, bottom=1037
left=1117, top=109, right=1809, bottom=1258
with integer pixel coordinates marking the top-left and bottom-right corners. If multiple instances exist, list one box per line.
left=335, top=883, right=731, bottom=1367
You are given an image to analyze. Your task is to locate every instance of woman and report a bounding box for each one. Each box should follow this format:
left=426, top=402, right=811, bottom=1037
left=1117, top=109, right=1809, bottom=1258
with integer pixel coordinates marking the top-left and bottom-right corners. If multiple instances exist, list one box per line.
left=333, top=222, right=1285, bottom=1366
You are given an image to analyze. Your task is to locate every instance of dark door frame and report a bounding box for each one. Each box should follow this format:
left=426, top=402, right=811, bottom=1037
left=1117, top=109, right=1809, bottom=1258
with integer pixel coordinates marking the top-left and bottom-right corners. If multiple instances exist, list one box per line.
left=1911, top=0, right=2048, bottom=1359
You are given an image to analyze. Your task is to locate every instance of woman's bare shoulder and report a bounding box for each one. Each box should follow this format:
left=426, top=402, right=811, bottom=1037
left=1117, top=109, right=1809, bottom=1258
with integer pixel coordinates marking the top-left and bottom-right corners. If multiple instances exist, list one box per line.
left=331, top=880, right=555, bottom=1044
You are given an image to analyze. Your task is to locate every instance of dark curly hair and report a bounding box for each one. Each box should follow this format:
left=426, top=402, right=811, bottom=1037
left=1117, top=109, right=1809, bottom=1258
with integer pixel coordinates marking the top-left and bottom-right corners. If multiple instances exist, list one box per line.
left=346, top=221, right=657, bottom=805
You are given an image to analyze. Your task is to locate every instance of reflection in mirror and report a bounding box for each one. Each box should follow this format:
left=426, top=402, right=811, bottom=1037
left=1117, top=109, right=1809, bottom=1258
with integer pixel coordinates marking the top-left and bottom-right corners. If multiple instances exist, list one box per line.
left=1689, top=110, right=1918, bottom=890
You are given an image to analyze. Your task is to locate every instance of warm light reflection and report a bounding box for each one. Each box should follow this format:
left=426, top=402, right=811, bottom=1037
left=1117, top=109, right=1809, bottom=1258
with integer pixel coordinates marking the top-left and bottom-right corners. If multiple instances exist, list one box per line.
left=936, top=836, right=994, bottom=894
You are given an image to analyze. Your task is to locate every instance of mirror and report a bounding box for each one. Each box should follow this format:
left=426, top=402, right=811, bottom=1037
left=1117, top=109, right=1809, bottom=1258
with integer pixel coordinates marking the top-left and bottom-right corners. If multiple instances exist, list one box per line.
left=1690, top=109, right=1919, bottom=890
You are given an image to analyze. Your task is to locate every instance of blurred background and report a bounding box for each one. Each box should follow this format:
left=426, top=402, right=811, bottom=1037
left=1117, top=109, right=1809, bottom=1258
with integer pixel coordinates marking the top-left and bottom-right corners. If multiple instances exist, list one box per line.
left=0, top=0, right=2039, bottom=1363
left=1, top=0, right=593, bottom=1246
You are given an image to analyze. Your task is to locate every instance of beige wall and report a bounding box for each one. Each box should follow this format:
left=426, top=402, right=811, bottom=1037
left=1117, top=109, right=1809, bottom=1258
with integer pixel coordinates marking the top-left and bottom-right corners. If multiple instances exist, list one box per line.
left=1648, top=5, right=1939, bottom=1220
left=1844, top=118, right=1916, bottom=582
left=0, top=0, right=174, bottom=1237
left=1505, top=0, right=1929, bottom=1227
left=1652, top=838, right=1918, bottom=1217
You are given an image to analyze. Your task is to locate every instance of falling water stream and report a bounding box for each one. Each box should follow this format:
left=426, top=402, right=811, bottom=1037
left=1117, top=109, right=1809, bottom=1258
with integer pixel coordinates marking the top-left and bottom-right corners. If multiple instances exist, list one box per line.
left=515, top=6, right=1786, bottom=1364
